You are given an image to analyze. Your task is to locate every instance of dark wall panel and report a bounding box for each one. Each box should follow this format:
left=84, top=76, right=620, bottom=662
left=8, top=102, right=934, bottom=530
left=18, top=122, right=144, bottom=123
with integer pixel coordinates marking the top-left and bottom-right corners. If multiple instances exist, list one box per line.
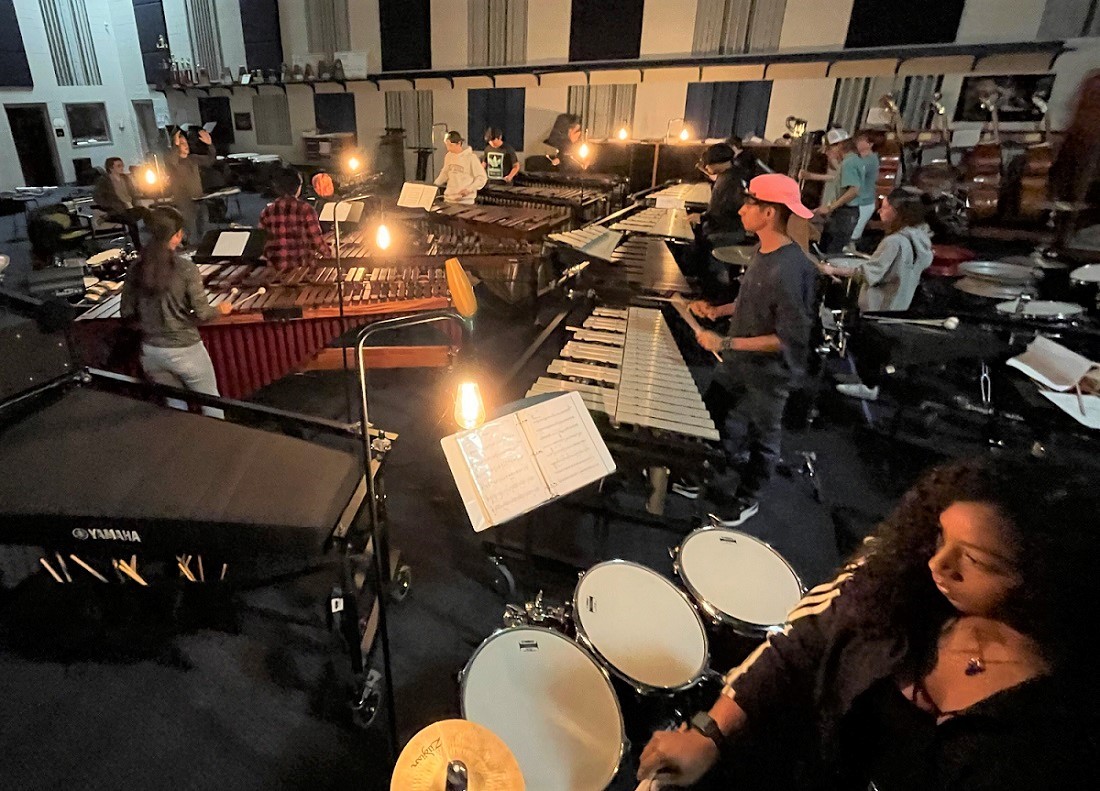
left=132, top=0, right=169, bottom=85
left=0, top=1, right=33, bottom=88
left=379, top=0, right=431, bottom=71
left=845, top=0, right=965, bottom=48
left=467, top=88, right=525, bottom=150
left=685, top=81, right=772, bottom=140
left=239, top=0, right=283, bottom=71
left=314, top=93, right=357, bottom=135
left=569, top=0, right=644, bottom=62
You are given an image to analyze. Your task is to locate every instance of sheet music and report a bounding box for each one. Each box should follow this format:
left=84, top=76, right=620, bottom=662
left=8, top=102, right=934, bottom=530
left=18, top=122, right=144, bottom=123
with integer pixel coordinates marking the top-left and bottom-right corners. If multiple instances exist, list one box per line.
left=454, top=417, right=550, bottom=526
left=441, top=392, right=615, bottom=531
left=1039, top=391, right=1100, bottom=429
left=519, top=393, right=615, bottom=496
left=211, top=231, right=250, bottom=257
left=318, top=201, right=364, bottom=222
left=398, top=182, right=438, bottom=210
left=1007, top=336, right=1099, bottom=391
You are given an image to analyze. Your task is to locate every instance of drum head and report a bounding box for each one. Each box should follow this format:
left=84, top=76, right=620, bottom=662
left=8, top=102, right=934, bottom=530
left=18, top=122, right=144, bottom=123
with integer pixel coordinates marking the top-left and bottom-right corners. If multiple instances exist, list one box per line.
left=86, top=248, right=123, bottom=267
left=954, top=277, right=1035, bottom=300
left=461, top=627, right=623, bottom=791
left=958, top=260, right=1035, bottom=285
left=825, top=255, right=868, bottom=269
left=574, top=561, right=707, bottom=691
left=995, top=300, right=1084, bottom=319
left=1071, top=264, right=1100, bottom=284
left=678, top=528, right=803, bottom=632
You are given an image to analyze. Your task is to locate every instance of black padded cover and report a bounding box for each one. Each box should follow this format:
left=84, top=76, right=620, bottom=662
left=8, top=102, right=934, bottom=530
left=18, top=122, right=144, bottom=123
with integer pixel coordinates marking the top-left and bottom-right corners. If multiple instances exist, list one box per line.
left=0, top=388, right=362, bottom=557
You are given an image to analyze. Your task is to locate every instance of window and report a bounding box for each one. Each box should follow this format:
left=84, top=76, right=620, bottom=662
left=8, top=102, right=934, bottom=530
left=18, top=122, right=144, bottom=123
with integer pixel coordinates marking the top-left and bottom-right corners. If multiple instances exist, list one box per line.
left=305, top=0, right=350, bottom=59
left=567, top=85, right=636, bottom=140
left=314, top=93, right=356, bottom=135
left=186, top=0, right=224, bottom=76
left=253, top=93, right=292, bottom=146
left=66, top=103, right=110, bottom=146
left=468, top=0, right=527, bottom=67
left=692, top=0, right=786, bottom=56
left=385, top=90, right=434, bottom=148
left=40, top=0, right=101, bottom=86
left=829, top=75, right=944, bottom=133
left=685, top=81, right=772, bottom=140
left=468, top=88, right=525, bottom=150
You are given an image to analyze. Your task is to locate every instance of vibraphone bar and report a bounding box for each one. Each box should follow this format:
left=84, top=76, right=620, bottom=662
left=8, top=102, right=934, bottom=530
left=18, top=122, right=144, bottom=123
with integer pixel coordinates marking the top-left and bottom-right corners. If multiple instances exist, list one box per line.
left=73, top=262, right=455, bottom=399
left=645, top=182, right=712, bottom=209
left=609, top=206, right=695, bottom=243
left=527, top=305, right=718, bottom=441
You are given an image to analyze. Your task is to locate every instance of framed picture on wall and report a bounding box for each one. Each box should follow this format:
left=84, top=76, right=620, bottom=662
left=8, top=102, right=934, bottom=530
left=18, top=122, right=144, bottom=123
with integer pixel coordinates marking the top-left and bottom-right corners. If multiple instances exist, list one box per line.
left=953, top=74, right=1055, bottom=123
left=235, top=113, right=253, bottom=131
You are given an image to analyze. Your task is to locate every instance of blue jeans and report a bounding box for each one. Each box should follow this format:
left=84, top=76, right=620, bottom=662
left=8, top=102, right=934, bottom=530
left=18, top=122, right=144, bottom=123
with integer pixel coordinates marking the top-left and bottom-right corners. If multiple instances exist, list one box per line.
left=140, top=341, right=224, bottom=419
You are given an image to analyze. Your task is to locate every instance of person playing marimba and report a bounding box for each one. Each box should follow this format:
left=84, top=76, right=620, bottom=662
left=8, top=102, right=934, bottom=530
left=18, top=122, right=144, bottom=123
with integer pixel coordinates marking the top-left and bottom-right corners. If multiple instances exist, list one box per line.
left=259, top=167, right=332, bottom=271
left=482, top=127, right=520, bottom=183
left=435, top=130, right=487, bottom=205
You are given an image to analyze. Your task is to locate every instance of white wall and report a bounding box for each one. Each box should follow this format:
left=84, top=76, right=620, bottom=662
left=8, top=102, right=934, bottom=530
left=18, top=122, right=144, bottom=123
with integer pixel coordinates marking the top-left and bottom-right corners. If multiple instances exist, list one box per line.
left=431, top=0, right=468, bottom=70
left=527, top=0, right=570, bottom=64
left=778, top=0, right=855, bottom=49
left=524, top=83, right=569, bottom=154
left=640, top=0, right=696, bottom=57
left=634, top=82, right=691, bottom=140
left=765, top=78, right=837, bottom=140
left=955, top=0, right=1044, bottom=43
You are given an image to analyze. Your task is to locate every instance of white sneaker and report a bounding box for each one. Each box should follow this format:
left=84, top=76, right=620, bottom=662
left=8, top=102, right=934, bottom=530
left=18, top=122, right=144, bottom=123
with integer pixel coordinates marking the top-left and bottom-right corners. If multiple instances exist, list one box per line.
left=836, top=383, right=879, bottom=401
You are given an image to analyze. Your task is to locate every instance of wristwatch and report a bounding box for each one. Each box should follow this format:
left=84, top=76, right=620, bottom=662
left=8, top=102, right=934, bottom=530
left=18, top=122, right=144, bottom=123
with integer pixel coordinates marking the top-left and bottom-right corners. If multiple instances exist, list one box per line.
left=689, top=711, right=724, bottom=750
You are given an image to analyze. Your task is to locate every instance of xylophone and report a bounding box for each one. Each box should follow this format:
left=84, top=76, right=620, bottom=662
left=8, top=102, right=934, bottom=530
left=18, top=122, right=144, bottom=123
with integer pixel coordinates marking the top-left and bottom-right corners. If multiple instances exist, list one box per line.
left=526, top=305, right=719, bottom=476
left=427, top=203, right=571, bottom=242
left=72, top=261, right=455, bottom=399
left=477, top=182, right=608, bottom=222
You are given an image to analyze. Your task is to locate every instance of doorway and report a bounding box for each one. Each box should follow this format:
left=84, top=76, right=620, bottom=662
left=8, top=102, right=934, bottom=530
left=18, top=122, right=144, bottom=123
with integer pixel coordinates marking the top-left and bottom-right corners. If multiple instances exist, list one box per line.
left=198, top=96, right=235, bottom=150
left=5, top=105, right=62, bottom=186
left=132, top=100, right=164, bottom=156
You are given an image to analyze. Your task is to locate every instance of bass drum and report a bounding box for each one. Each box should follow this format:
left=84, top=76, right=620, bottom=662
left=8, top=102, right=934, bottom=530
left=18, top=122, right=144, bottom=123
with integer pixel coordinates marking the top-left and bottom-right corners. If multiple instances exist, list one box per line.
left=461, top=626, right=625, bottom=791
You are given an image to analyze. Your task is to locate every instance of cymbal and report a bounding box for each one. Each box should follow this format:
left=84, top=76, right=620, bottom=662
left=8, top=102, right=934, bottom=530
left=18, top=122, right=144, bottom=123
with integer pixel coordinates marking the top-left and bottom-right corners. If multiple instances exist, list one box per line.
left=391, top=719, right=524, bottom=791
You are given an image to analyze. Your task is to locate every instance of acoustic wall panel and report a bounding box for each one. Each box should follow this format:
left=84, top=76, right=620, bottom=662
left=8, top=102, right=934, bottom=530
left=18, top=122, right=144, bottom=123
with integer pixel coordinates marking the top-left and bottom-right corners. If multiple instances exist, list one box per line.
left=379, top=0, right=431, bottom=71
left=568, top=0, right=644, bottom=62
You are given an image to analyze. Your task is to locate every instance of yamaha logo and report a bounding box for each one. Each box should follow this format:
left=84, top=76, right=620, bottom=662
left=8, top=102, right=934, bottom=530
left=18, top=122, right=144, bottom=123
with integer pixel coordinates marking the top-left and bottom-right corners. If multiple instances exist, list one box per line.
left=71, top=527, right=142, bottom=543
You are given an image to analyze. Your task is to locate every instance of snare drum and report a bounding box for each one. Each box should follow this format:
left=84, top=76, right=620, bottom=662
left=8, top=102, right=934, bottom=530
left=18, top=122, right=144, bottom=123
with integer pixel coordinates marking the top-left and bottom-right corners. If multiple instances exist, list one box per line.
left=461, top=626, right=625, bottom=791
left=994, top=299, right=1085, bottom=321
left=573, top=560, right=709, bottom=695
left=1071, top=264, right=1100, bottom=316
left=674, top=527, right=804, bottom=636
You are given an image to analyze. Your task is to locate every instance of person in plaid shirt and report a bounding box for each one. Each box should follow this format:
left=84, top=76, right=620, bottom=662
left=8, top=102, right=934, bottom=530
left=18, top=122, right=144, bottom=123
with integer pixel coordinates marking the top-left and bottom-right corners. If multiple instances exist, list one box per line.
left=259, top=167, right=332, bottom=270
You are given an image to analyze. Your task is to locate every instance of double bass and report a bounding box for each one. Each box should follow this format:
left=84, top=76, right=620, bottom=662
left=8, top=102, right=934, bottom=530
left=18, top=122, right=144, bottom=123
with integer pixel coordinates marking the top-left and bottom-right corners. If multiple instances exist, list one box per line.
left=910, top=93, right=962, bottom=197
left=1016, top=96, right=1054, bottom=222
left=959, top=90, right=1003, bottom=222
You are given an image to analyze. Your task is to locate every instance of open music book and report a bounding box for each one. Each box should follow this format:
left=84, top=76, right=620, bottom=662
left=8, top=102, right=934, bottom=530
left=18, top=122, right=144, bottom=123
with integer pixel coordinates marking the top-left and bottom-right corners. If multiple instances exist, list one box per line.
left=441, top=392, right=616, bottom=532
left=1007, top=336, right=1100, bottom=391
left=318, top=201, right=365, bottom=222
left=397, top=182, right=438, bottom=210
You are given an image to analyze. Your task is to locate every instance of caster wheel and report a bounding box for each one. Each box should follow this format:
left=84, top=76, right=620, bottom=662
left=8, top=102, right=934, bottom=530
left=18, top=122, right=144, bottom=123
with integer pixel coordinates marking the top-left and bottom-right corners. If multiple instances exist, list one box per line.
left=390, top=564, right=412, bottom=602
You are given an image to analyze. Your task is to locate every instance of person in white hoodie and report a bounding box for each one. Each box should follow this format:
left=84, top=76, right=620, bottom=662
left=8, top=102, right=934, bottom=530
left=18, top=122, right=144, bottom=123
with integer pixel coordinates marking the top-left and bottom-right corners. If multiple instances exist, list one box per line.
left=818, top=187, right=934, bottom=400
left=434, top=130, right=487, bottom=205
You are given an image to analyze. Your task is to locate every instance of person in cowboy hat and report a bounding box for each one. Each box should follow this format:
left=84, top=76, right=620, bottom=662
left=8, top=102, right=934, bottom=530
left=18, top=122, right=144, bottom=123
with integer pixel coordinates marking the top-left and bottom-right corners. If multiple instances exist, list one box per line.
left=679, top=173, right=817, bottom=526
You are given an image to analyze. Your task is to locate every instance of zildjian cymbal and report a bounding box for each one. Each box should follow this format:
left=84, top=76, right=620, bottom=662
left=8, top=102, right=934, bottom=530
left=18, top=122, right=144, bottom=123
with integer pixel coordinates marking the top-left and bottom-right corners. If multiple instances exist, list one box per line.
left=390, top=719, right=524, bottom=791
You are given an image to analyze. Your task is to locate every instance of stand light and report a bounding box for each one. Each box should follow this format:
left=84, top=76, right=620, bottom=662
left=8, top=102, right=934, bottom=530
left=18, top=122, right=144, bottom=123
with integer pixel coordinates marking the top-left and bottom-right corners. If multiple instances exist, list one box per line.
left=355, top=257, right=480, bottom=755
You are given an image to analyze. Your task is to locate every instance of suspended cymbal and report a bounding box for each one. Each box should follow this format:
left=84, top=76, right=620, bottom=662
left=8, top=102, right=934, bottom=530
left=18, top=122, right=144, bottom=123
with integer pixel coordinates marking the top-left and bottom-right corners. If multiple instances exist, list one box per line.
left=391, top=719, right=524, bottom=791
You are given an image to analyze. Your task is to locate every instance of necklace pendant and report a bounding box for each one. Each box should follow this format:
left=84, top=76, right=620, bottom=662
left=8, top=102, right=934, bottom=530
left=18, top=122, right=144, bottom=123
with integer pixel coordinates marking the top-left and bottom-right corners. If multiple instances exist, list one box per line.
left=965, top=657, right=985, bottom=676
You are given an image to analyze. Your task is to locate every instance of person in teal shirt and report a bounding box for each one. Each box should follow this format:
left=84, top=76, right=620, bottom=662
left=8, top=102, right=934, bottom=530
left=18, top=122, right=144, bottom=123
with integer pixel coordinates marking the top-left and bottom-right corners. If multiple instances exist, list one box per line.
left=801, top=128, right=862, bottom=254
left=852, top=132, right=881, bottom=246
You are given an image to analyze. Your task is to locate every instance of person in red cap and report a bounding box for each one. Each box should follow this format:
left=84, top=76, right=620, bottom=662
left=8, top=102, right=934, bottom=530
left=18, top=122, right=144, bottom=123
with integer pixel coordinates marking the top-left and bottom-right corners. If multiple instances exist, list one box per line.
left=683, top=172, right=817, bottom=526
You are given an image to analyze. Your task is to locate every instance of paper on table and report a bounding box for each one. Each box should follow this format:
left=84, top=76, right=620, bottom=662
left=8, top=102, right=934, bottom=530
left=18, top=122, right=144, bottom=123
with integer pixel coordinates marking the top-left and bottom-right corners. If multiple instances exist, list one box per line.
left=655, top=195, right=686, bottom=210
left=1007, top=336, right=1100, bottom=391
left=211, top=231, right=250, bottom=257
left=398, top=182, right=438, bottom=210
left=1040, top=391, right=1100, bottom=429
left=519, top=393, right=615, bottom=496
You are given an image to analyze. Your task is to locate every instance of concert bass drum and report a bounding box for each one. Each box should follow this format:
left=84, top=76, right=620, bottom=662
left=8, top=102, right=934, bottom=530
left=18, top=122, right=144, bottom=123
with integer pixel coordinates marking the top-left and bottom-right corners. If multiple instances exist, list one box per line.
left=460, top=626, right=625, bottom=791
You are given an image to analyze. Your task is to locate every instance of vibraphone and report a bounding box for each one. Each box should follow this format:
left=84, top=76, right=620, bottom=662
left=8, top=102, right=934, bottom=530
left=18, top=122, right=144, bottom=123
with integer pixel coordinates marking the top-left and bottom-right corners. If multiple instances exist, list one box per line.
left=477, top=182, right=608, bottom=223
left=645, top=181, right=712, bottom=210
left=72, top=261, right=455, bottom=399
left=608, top=205, right=695, bottom=242
left=527, top=305, right=719, bottom=473
left=515, top=171, right=629, bottom=213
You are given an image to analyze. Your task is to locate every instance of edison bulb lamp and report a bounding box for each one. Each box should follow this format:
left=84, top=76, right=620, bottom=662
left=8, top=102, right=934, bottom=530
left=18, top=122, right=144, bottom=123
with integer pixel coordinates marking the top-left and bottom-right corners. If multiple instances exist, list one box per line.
left=375, top=223, right=391, bottom=250
left=454, top=382, right=486, bottom=430
left=578, top=142, right=590, bottom=159
left=144, top=167, right=157, bottom=185
left=617, top=127, right=629, bottom=140
left=679, top=127, right=690, bottom=141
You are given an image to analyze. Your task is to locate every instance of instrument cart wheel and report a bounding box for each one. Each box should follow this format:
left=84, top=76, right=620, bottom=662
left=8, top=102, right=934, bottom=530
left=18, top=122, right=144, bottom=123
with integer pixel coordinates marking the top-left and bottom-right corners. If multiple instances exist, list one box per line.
left=389, top=563, right=412, bottom=602
left=349, top=669, right=383, bottom=730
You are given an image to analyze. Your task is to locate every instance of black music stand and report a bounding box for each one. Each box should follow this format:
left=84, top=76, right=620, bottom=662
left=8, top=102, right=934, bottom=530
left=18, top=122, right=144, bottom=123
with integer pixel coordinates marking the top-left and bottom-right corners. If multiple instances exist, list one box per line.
left=192, top=228, right=267, bottom=264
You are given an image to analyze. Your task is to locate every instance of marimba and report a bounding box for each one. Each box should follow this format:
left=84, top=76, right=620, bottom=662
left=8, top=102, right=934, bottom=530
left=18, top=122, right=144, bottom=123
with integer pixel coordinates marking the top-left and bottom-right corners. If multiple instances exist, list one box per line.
left=477, top=182, right=607, bottom=222
left=428, top=203, right=570, bottom=242
left=72, top=261, right=455, bottom=399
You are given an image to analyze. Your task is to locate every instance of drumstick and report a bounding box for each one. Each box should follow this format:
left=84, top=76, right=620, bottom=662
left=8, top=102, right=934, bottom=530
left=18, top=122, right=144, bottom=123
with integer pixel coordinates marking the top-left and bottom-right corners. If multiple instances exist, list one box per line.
left=56, top=553, right=73, bottom=582
left=1075, top=383, right=1086, bottom=416
left=39, top=558, right=64, bottom=584
left=116, top=560, right=148, bottom=587
left=69, top=554, right=109, bottom=583
left=670, top=294, right=723, bottom=362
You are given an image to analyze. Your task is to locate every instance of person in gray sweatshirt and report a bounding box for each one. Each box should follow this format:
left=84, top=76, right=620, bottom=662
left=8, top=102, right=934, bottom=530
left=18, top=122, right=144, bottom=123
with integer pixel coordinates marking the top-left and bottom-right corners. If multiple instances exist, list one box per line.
left=434, top=130, right=488, bottom=205
left=818, top=187, right=933, bottom=312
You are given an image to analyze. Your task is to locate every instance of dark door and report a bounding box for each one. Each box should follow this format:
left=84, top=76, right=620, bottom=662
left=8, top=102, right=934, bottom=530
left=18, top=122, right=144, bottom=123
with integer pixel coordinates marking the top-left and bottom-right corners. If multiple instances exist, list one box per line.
left=198, top=96, right=235, bottom=149
left=5, top=105, right=61, bottom=186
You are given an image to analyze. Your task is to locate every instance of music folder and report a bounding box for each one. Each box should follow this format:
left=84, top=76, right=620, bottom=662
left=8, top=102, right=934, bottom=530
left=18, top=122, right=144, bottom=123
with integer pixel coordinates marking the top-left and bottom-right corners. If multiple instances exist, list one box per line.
left=441, top=392, right=616, bottom=532
left=192, top=228, right=267, bottom=263
left=397, top=182, right=438, bottom=210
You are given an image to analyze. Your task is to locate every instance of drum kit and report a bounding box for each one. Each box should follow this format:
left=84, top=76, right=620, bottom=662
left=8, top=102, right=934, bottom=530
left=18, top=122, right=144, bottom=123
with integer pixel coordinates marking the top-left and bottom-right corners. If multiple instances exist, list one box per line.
left=459, top=528, right=804, bottom=790
left=952, top=256, right=1099, bottom=324
left=82, top=248, right=136, bottom=304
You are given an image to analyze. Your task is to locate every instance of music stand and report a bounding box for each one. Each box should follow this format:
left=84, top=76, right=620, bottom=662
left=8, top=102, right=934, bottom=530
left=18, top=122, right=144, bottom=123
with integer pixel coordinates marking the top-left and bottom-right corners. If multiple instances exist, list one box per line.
left=192, top=228, right=267, bottom=263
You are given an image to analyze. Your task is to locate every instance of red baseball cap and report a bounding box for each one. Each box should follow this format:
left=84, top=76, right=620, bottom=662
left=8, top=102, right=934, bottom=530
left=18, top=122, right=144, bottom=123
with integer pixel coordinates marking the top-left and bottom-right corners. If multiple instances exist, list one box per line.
left=747, top=173, right=814, bottom=219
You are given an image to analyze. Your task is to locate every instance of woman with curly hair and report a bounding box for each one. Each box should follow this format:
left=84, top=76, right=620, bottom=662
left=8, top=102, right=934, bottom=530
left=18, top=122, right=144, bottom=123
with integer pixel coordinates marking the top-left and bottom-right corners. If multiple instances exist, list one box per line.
left=639, top=455, right=1099, bottom=789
